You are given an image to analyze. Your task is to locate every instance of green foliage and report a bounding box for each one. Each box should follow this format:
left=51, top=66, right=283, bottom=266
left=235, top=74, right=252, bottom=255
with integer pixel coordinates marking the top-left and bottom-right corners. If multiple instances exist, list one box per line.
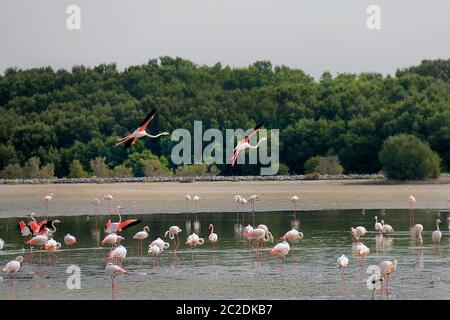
left=112, top=165, right=133, bottom=178
left=0, top=58, right=450, bottom=178
left=317, top=156, right=344, bottom=175
left=68, top=160, right=89, bottom=178
left=379, top=134, right=441, bottom=180
left=0, top=163, right=26, bottom=179
left=90, top=157, right=112, bottom=178
left=175, top=164, right=220, bottom=177
left=143, top=159, right=173, bottom=177
left=304, top=156, right=322, bottom=174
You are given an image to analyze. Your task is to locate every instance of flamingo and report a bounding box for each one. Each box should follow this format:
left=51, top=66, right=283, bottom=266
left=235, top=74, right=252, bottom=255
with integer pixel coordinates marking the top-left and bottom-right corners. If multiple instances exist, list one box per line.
left=247, top=194, right=260, bottom=225
left=408, top=195, right=416, bottom=228
left=26, top=234, right=48, bottom=265
left=105, top=262, right=126, bottom=300
left=165, top=226, right=182, bottom=254
left=108, top=242, right=127, bottom=265
left=38, top=219, right=60, bottom=237
left=132, top=226, right=150, bottom=257
left=42, top=193, right=54, bottom=217
left=281, top=228, right=304, bottom=257
left=355, top=242, right=370, bottom=283
left=93, top=194, right=101, bottom=228
left=238, top=197, right=247, bottom=219
left=432, top=219, right=442, bottom=243
left=270, top=241, right=290, bottom=271
left=379, top=260, right=397, bottom=300
left=230, top=123, right=266, bottom=166
left=104, top=207, right=141, bottom=234
left=351, top=226, right=367, bottom=240
left=104, top=194, right=113, bottom=217
left=149, top=237, right=170, bottom=251
left=246, top=225, right=273, bottom=255
left=336, top=254, right=349, bottom=292
left=64, top=234, right=77, bottom=261
left=115, top=109, right=169, bottom=149
left=381, top=220, right=394, bottom=234
left=193, top=195, right=201, bottom=220
left=44, top=238, right=62, bottom=265
left=0, top=239, right=4, bottom=250
left=2, top=256, right=23, bottom=286
left=374, top=216, right=382, bottom=232
left=208, top=224, right=218, bottom=250
left=186, top=233, right=205, bottom=267
left=102, top=233, right=124, bottom=249
left=185, top=194, right=191, bottom=219
left=414, top=224, right=424, bottom=245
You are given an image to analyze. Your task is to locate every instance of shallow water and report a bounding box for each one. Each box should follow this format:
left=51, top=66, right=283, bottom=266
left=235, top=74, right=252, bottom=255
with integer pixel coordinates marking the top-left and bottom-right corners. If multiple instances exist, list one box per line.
left=0, top=209, right=449, bottom=300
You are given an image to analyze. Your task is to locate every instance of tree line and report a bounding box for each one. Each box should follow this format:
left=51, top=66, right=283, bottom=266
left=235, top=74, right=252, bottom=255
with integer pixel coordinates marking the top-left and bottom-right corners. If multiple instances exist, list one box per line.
left=0, top=57, right=449, bottom=178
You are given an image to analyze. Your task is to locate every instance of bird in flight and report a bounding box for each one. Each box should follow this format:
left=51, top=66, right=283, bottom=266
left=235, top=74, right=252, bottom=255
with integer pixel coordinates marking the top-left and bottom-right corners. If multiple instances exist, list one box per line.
left=115, top=109, right=170, bottom=149
left=230, top=123, right=266, bottom=166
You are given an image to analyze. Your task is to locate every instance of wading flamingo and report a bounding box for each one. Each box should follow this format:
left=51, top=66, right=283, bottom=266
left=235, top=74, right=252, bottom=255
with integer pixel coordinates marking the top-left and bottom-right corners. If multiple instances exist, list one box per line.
left=44, top=238, right=62, bottom=265
left=186, top=233, right=205, bottom=267
left=108, top=241, right=127, bottom=265
left=281, top=228, right=304, bottom=257
left=432, top=219, right=442, bottom=243
left=104, top=207, right=141, bottom=234
left=351, top=226, right=367, bottom=240
left=290, top=195, right=300, bottom=219
left=115, top=109, right=169, bottom=149
left=165, top=226, right=182, bottom=254
left=336, top=254, right=349, bottom=292
left=133, top=226, right=150, bottom=257
left=104, top=194, right=113, bottom=217
left=246, top=225, right=273, bottom=255
left=414, top=224, right=424, bottom=245
left=230, top=123, right=266, bottom=166
left=39, top=219, right=60, bottom=237
left=270, top=241, right=290, bottom=272
left=234, top=195, right=242, bottom=221
left=185, top=194, right=191, bottom=218
left=42, top=193, right=54, bottom=217
left=408, top=195, right=416, bottom=228
left=2, top=256, right=23, bottom=286
left=26, top=234, right=48, bottom=265
left=93, top=194, right=101, bottom=228
left=381, top=220, right=394, bottom=234
left=102, top=234, right=124, bottom=250
left=208, top=224, right=218, bottom=250
left=247, top=194, right=260, bottom=225
left=355, top=242, right=370, bottom=283
left=105, top=262, right=126, bottom=300
left=374, top=216, right=382, bottom=232
left=193, top=195, right=201, bottom=220
left=379, top=260, right=397, bottom=300
left=149, top=237, right=170, bottom=252
left=64, top=233, right=77, bottom=261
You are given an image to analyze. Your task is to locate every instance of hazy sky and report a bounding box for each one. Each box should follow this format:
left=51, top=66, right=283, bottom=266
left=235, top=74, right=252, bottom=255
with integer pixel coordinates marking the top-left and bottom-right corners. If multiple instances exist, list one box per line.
left=0, top=0, right=449, bottom=78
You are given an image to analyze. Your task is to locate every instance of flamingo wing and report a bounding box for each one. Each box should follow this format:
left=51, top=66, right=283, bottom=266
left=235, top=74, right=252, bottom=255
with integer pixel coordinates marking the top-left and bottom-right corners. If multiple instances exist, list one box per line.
left=242, top=122, right=264, bottom=143
left=117, top=219, right=141, bottom=232
left=137, top=109, right=157, bottom=131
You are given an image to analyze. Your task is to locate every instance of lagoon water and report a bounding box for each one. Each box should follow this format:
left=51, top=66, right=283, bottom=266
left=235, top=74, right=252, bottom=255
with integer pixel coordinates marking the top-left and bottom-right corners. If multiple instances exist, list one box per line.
left=0, top=209, right=449, bottom=300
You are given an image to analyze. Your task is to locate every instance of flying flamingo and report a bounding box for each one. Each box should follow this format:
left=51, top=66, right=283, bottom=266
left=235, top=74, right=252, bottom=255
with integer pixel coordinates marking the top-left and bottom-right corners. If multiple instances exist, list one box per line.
left=336, top=254, right=349, bottom=292
left=104, top=206, right=141, bottom=234
left=408, top=195, right=416, bottom=228
left=432, top=219, right=442, bottom=243
left=2, top=256, right=23, bottom=286
left=165, top=226, right=182, bottom=254
left=270, top=241, right=290, bottom=272
left=104, top=194, right=113, bottom=217
left=374, top=216, right=382, bottom=232
left=280, top=228, right=304, bottom=257
left=114, top=108, right=170, bottom=149
left=208, top=224, right=218, bottom=250
left=230, top=123, right=266, bottom=166
left=186, top=233, right=205, bottom=267
left=379, top=260, right=397, bottom=300
left=0, top=238, right=4, bottom=250
left=42, top=193, right=54, bottom=217
left=132, top=226, right=150, bottom=257
left=105, top=262, right=126, bottom=300
left=64, top=234, right=77, bottom=261
left=351, top=226, right=367, bottom=240
left=414, top=224, right=424, bottom=245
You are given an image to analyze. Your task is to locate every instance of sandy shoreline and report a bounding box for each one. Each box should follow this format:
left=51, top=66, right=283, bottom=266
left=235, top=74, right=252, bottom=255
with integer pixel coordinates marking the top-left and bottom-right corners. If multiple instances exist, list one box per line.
left=0, top=179, right=449, bottom=218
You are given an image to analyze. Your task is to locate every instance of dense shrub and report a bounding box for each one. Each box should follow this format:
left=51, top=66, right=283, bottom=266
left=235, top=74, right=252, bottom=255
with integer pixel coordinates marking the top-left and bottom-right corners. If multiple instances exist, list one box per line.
left=379, top=134, right=441, bottom=180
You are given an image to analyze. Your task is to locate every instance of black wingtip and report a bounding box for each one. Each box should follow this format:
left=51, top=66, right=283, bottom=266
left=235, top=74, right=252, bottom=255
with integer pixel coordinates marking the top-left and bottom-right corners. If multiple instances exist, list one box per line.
left=254, top=122, right=264, bottom=131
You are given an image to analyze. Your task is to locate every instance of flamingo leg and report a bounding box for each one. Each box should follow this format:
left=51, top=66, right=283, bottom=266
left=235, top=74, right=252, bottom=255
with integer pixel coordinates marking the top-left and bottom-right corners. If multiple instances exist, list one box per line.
left=386, top=275, right=389, bottom=300
left=111, top=276, right=115, bottom=300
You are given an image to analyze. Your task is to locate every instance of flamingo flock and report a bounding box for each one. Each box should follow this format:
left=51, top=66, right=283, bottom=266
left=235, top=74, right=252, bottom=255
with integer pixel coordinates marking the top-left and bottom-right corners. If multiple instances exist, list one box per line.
left=0, top=192, right=449, bottom=301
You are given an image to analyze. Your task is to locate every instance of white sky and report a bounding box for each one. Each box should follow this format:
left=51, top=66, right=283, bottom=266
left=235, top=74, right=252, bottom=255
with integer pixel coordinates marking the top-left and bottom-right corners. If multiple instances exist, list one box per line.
left=0, top=0, right=449, bottom=78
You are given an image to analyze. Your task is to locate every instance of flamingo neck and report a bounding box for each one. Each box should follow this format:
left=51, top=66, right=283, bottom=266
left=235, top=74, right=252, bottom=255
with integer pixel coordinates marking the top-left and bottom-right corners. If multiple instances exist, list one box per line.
left=247, top=138, right=265, bottom=149
left=147, top=132, right=168, bottom=138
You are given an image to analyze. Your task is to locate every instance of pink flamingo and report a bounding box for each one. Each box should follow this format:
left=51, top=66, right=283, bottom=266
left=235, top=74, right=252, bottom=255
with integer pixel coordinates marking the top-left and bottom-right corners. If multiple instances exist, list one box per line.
left=230, top=123, right=266, bottom=166
left=408, top=195, right=416, bottom=228
left=379, top=260, right=397, bottom=300
left=186, top=233, right=205, bottom=267
left=105, top=262, right=126, bottom=300
left=165, top=226, right=182, bottom=255
left=336, top=254, right=349, bottom=292
left=132, top=226, right=150, bottom=257
left=270, top=241, right=290, bottom=272
left=208, top=224, right=218, bottom=251
left=64, top=233, right=77, bottom=261
left=2, top=256, right=23, bottom=286
left=281, top=228, right=303, bottom=257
